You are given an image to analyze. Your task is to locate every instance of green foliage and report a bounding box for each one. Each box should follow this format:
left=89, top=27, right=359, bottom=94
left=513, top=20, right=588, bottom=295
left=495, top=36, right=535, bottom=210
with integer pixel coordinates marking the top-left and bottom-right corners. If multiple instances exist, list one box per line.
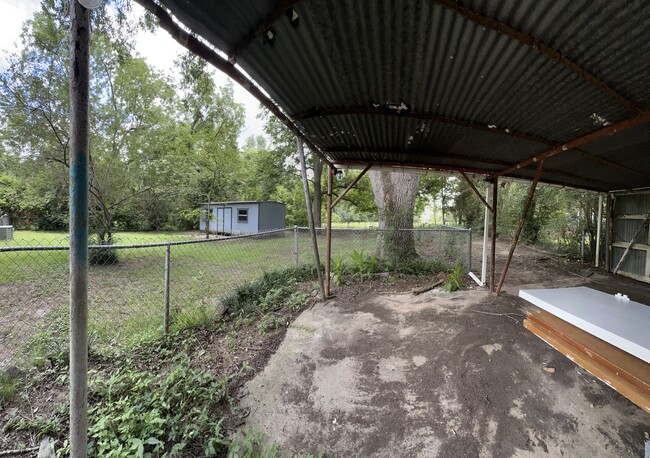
left=3, top=415, right=59, bottom=439
left=228, top=430, right=279, bottom=458
left=257, top=314, right=285, bottom=334
left=349, top=250, right=377, bottom=282
left=443, top=263, right=464, bottom=293
left=80, top=358, right=247, bottom=457
left=0, top=370, right=20, bottom=405
left=332, top=255, right=347, bottom=286
left=221, top=265, right=317, bottom=317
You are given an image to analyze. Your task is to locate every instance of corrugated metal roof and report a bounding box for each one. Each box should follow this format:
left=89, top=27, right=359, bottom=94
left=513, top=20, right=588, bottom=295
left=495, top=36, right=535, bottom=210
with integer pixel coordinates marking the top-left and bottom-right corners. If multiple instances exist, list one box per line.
left=159, top=0, right=650, bottom=192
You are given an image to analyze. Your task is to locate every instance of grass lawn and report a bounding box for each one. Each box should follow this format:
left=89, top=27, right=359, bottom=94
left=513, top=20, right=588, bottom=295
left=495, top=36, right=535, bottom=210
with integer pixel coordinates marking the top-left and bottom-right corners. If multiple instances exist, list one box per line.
left=0, top=227, right=467, bottom=368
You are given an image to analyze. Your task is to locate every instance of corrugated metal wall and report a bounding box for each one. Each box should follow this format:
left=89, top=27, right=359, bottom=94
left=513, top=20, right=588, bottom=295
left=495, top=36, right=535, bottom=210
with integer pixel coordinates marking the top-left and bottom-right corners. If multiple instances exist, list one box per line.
left=608, top=190, right=650, bottom=284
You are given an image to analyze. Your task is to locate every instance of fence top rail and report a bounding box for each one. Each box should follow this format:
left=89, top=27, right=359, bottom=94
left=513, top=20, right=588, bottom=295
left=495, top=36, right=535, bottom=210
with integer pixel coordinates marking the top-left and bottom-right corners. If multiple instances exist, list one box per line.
left=299, top=226, right=470, bottom=232
left=0, top=228, right=289, bottom=252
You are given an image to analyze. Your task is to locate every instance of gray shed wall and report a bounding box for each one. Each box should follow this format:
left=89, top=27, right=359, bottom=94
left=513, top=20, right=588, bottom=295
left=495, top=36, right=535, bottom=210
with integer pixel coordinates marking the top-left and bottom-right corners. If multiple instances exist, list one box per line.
left=608, top=190, right=650, bottom=284
left=258, top=202, right=286, bottom=232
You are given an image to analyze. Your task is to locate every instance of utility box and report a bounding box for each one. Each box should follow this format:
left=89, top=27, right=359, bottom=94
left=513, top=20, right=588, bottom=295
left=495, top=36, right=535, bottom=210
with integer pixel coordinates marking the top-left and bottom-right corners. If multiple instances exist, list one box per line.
left=0, top=226, right=13, bottom=241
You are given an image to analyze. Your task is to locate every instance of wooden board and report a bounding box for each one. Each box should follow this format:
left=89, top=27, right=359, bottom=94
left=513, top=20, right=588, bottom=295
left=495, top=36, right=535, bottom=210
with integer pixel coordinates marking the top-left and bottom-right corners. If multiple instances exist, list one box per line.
left=519, top=286, right=650, bottom=363
left=528, top=310, right=650, bottom=396
left=524, top=315, right=650, bottom=413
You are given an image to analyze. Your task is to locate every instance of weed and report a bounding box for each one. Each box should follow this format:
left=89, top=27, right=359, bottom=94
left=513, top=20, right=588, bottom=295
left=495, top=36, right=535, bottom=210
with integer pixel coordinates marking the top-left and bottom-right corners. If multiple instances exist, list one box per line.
left=443, top=263, right=464, bottom=292
left=257, top=314, right=285, bottom=334
left=331, top=255, right=347, bottom=285
left=0, top=369, right=20, bottom=404
left=228, top=429, right=279, bottom=458
left=286, top=292, right=309, bottom=313
left=3, top=416, right=59, bottom=439
left=349, top=250, right=377, bottom=282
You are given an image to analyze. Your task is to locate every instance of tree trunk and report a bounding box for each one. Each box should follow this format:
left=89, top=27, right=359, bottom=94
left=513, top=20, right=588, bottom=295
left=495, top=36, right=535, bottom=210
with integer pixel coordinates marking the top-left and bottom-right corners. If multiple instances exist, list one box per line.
left=369, top=170, right=420, bottom=262
left=312, top=158, right=323, bottom=227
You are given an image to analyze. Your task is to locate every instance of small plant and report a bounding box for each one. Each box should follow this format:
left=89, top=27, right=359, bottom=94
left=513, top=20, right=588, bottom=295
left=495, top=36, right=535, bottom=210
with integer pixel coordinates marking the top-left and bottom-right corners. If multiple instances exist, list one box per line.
left=443, top=263, right=464, bottom=292
left=0, top=369, right=20, bottom=405
left=349, top=250, right=377, bottom=282
left=331, top=255, right=347, bottom=286
left=3, top=415, right=59, bottom=439
left=228, top=429, right=279, bottom=458
left=286, top=292, right=309, bottom=313
left=257, top=314, right=285, bottom=334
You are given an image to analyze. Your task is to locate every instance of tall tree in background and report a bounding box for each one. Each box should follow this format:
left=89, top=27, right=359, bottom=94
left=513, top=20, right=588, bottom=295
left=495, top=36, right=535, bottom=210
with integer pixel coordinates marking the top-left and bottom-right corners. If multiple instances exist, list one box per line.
left=175, top=53, right=244, bottom=238
left=369, top=171, right=420, bottom=262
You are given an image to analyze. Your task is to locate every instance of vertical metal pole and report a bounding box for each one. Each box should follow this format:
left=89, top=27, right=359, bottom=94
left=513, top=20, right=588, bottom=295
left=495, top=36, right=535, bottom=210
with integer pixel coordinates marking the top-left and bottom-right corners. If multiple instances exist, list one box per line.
left=164, top=243, right=171, bottom=334
left=293, top=225, right=299, bottom=266
left=581, top=230, right=585, bottom=263
left=69, top=2, right=90, bottom=456
left=481, top=186, right=490, bottom=285
left=297, top=138, right=326, bottom=301
left=325, top=166, right=333, bottom=296
left=467, top=228, right=472, bottom=272
left=595, top=194, right=603, bottom=267
left=495, top=161, right=544, bottom=296
left=489, top=178, right=498, bottom=292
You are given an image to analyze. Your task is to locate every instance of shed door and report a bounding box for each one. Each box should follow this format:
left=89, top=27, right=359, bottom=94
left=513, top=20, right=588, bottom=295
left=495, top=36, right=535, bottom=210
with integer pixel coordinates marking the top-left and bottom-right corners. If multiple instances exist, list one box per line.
left=222, top=208, right=232, bottom=234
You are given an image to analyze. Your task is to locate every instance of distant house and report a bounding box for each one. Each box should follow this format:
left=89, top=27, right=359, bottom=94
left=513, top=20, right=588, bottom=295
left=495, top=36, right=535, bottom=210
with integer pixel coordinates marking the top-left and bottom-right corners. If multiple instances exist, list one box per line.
left=199, top=201, right=286, bottom=235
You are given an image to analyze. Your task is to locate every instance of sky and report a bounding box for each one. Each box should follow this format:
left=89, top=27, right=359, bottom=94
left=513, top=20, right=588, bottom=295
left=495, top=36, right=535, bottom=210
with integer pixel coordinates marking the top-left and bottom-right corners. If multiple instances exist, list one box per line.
left=0, top=0, right=266, bottom=146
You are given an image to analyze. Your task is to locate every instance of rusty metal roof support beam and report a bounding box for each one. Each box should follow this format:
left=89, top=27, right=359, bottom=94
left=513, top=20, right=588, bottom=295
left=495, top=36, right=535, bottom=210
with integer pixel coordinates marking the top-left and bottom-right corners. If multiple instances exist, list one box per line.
left=497, top=112, right=650, bottom=177
left=294, top=106, right=552, bottom=145
left=133, top=0, right=333, bottom=169
left=495, top=160, right=545, bottom=296
left=433, top=0, right=641, bottom=115
left=460, top=171, right=493, bottom=213
left=330, top=164, right=372, bottom=210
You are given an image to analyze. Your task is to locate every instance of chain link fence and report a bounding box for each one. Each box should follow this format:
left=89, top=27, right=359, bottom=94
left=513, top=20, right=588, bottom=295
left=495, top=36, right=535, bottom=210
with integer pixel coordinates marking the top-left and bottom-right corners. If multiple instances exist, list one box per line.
left=0, top=226, right=470, bottom=369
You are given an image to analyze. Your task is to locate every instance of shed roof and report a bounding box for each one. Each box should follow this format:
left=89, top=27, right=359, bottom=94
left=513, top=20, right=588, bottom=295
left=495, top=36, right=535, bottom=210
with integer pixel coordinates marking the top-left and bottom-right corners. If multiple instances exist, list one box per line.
left=155, top=0, right=650, bottom=192
left=201, top=200, right=285, bottom=206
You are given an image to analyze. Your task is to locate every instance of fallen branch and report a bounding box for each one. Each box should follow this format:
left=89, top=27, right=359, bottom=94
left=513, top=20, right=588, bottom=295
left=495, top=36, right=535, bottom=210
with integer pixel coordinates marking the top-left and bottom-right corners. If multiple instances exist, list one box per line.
left=0, top=446, right=40, bottom=457
left=412, top=273, right=446, bottom=295
left=470, top=309, right=525, bottom=324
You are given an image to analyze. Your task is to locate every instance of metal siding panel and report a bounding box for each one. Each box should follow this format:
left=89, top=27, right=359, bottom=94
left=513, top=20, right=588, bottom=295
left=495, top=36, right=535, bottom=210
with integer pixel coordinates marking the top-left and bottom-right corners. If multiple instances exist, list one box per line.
left=611, top=246, right=647, bottom=277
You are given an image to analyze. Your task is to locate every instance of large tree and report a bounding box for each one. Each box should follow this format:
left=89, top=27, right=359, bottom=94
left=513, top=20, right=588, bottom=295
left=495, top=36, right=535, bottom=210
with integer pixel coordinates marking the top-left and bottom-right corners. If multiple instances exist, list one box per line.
left=369, top=170, right=420, bottom=262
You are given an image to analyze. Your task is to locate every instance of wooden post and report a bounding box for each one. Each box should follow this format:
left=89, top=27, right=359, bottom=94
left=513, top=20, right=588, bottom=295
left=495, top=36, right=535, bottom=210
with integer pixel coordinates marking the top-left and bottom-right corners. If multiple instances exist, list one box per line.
left=489, top=178, right=498, bottom=292
left=69, top=1, right=91, bottom=456
left=297, top=138, right=326, bottom=301
left=495, top=161, right=544, bottom=295
left=325, top=166, right=333, bottom=296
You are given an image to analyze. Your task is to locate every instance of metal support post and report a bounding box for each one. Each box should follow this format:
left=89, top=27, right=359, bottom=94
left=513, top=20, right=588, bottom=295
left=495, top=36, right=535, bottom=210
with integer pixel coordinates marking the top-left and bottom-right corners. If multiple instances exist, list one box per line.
left=297, top=138, right=326, bottom=301
left=481, top=186, right=490, bottom=285
left=489, top=178, right=498, bottom=292
left=495, top=161, right=544, bottom=296
left=595, top=194, right=603, bottom=267
left=467, top=228, right=472, bottom=272
left=293, top=225, right=299, bottom=266
left=69, top=2, right=91, bottom=456
left=164, top=243, right=171, bottom=334
left=325, top=166, right=333, bottom=296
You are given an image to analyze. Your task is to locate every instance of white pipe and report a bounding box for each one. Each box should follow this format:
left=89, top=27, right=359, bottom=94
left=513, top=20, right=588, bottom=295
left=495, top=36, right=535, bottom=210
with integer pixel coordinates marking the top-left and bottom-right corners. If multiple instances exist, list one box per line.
left=468, top=271, right=483, bottom=286
left=481, top=186, right=490, bottom=284
left=595, top=194, right=603, bottom=267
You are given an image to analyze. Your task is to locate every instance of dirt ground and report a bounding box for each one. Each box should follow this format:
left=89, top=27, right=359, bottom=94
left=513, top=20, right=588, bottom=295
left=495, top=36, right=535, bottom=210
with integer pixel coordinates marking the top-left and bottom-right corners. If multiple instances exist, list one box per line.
left=239, top=240, right=650, bottom=457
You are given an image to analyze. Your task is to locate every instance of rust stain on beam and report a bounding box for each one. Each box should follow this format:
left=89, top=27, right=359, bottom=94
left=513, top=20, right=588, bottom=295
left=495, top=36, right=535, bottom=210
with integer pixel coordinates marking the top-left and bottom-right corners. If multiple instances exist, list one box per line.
left=134, top=0, right=333, bottom=169
left=433, top=0, right=641, bottom=114
left=497, top=112, right=650, bottom=177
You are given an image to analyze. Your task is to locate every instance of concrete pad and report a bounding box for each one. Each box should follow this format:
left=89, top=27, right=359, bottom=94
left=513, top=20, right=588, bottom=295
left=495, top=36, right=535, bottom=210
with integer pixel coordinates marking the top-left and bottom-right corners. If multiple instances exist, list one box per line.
left=240, top=290, right=649, bottom=456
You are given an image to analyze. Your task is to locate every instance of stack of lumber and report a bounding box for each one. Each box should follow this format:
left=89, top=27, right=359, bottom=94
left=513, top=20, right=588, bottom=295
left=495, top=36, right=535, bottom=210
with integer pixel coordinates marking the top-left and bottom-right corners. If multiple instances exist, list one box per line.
left=520, top=287, right=649, bottom=413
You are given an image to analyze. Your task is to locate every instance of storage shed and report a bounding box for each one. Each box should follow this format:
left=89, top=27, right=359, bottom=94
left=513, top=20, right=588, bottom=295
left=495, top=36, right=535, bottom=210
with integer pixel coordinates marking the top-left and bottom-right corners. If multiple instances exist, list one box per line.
left=199, top=201, right=286, bottom=235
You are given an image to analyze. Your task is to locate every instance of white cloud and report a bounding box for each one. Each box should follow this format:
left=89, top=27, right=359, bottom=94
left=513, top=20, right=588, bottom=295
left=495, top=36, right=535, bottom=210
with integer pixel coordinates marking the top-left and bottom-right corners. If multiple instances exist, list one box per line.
left=0, top=0, right=266, bottom=145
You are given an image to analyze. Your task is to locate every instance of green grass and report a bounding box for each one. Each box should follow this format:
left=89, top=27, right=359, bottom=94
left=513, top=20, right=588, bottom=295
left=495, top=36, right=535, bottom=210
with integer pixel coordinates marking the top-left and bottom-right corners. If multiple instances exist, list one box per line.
left=1, top=228, right=467, bottom=367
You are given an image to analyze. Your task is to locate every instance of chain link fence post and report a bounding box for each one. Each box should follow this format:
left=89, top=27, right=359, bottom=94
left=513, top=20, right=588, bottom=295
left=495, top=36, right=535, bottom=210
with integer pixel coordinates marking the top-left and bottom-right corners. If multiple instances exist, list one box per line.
left=164, top=243, right=171, bottom=334
left=293, top=225, right=299, bottom=266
